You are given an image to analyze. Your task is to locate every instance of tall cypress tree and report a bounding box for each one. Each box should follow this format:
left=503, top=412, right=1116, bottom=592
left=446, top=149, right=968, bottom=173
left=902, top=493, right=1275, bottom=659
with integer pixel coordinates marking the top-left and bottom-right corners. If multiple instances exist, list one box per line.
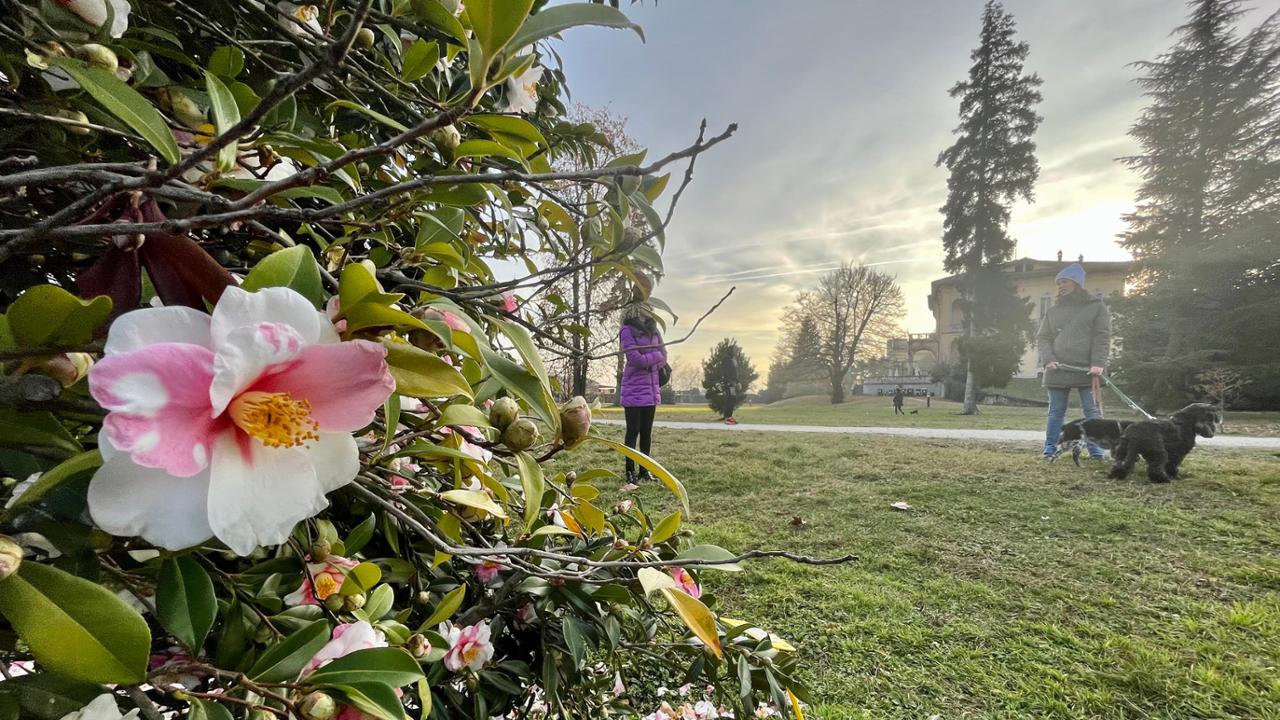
left=1116, top=0, right=1280, bottom=408
left=936, top=0, right=1043, bottom=413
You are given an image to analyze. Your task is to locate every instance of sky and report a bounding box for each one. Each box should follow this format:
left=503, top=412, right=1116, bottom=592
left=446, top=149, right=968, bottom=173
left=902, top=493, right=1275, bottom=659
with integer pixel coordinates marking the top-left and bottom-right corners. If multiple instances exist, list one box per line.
left=549, top=0, right=1277, bottom=373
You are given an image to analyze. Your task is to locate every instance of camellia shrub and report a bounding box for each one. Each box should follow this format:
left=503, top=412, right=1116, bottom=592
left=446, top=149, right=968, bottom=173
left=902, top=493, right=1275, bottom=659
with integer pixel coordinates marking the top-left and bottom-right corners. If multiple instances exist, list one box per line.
left=0, top=1, right=826, bottom=719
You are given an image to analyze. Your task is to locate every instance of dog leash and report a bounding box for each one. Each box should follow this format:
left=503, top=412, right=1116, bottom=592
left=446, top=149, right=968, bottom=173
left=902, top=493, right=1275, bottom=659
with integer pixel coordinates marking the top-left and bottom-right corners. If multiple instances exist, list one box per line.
left=1057, top=364, right=1157, bottom=420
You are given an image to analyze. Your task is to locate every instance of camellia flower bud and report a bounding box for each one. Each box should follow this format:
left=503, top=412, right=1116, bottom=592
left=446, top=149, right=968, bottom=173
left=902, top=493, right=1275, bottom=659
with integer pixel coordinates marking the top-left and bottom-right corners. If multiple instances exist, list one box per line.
left=416, top=590, right=431, bottom=605
left=38, top=352, right=93, bottom=385
left=405, top=633, right=432, bottom=658
left=429, top=124, right=461, bottom=153
left=163, top=89, right=206, bottom=129
left=557, top=396, right=591, bottom=449
left=300, top=691, right=338, bottom=720
left=310, top=541, right=331, bottom=562
left=324, top=594, right=345, bottom=612
left=0, top=535, right=22, bottom=581
left=356, top=27, right=376, bottom=48
left=503, top=418, right=539, bottom=452
left=343, top=592, right=366, bottom=611
left=77, top=43, right=118, bottom=73
left=59, top=110, right=92, bottom=136
left=488, top=396, right=519, bottom=430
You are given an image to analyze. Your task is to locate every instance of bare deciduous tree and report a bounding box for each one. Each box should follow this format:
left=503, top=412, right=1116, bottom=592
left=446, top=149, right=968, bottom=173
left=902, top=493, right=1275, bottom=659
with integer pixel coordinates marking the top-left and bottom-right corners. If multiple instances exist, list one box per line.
left=791, top=263, right=906, bottom=404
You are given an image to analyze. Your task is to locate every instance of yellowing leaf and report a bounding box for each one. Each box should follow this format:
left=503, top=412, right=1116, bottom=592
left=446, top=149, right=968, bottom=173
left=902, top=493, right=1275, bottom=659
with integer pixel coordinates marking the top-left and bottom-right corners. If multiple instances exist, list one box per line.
left=590, top=438, right=689, bottom=516
left=575, top=500, right=605, bottom=536
left=651, top=510, right=681, bottom=544
left=383, top=341, right=473, bottom=399
left=417, top=585, right=465, bottom=630
left=637, top=567, right=677, bottom=596
left=439, top=489, right=508, bottom=520
left=787, top=687, right=805, bottom=720
left=720, top=619, right=796, bottom=652
left=660, top=588, right=722, bottom=659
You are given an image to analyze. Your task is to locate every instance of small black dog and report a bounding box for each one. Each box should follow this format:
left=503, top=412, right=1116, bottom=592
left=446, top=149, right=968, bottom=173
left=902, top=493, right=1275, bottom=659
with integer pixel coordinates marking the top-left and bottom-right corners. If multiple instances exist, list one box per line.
left=1107, top=403, right=1222, bottom=483
left=1052, top=418, right=1134, bottom=465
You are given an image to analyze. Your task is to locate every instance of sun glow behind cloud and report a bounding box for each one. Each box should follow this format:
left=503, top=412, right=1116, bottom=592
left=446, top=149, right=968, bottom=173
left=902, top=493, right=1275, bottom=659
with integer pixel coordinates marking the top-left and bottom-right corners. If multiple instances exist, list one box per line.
left=551, top=0, right=1210, bottom=373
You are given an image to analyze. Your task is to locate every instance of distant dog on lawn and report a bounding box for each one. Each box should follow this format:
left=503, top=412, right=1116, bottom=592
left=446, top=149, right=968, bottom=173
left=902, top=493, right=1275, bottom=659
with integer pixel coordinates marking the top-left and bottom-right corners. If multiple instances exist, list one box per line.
left=1052, top=418, right=1134, bottom=465
left=1107, top=403, right=1222, bottom=483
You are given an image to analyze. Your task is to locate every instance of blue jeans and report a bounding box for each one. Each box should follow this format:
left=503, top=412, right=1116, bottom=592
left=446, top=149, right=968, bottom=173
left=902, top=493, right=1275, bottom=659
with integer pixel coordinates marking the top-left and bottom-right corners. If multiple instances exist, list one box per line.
left=1044, top=387, right=1104, bottom=458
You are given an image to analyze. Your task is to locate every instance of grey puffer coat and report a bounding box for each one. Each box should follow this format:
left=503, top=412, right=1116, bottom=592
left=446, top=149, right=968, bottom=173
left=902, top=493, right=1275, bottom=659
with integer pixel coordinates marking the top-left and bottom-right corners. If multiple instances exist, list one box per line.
left=1036, top=290, right=1111, bottom=388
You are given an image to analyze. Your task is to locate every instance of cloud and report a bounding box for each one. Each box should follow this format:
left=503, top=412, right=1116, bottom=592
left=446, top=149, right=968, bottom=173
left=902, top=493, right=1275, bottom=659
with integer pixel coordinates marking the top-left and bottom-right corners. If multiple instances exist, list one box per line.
left=551, top=0, right=1193, bottom=367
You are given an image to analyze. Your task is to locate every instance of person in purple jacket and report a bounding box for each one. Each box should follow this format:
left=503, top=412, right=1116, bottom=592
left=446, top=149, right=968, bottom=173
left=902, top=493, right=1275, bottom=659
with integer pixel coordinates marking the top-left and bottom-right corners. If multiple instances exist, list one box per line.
left=618, top=304, right=667, bottom=483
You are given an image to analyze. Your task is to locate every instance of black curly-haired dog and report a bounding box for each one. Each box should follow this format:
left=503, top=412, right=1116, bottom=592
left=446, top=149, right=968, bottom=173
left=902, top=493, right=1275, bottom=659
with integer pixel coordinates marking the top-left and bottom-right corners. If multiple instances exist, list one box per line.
left=1107, top=403, right=1222, bottom=483
left=1052, top=417, right=1134, bottom=465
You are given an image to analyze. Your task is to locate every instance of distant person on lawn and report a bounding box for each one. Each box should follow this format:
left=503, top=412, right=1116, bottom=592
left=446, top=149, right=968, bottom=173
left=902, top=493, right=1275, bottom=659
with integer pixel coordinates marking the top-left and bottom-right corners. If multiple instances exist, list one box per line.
left=719, top=353, right=742, bottom=425
left=619, top=304, right=666, bottom=483
left=893, top=386, right=905, bottom=415
left=1037, top=262, right=1111, bottom=461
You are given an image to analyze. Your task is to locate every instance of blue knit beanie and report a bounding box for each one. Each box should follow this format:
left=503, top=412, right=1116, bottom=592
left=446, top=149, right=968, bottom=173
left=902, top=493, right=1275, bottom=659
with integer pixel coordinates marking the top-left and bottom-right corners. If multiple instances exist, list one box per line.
left=1055, top=263, right=1086, bottom=288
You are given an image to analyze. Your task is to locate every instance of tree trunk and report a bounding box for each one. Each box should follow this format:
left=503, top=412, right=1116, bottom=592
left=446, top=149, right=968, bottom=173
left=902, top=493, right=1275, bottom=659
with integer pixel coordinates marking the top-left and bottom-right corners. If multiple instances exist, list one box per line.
left=613, top=349, right=624, bottom=407
left=961, top=361, right=979, bottom=415
left=571, top=267, right=587, bottom=397
left=830, top=371, right=845, bottom=405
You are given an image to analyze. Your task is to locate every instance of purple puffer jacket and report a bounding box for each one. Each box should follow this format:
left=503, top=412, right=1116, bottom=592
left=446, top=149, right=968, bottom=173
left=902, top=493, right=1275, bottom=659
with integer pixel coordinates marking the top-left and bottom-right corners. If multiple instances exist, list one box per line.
left=619, top=324, right=666, bottom=407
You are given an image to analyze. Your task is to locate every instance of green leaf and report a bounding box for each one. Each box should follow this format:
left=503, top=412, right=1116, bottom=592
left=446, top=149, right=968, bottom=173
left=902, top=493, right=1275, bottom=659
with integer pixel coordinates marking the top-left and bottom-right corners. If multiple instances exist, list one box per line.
left=340, top=562, right=383, bottom=596
left=384, top=342, right=474, bottom=399
left=157, top=556, right=218, bottom=651
left=410, top=0, right=468, bottom=45
left=453, top=140, right=528, bottom=168
left=345, top=513, right=377, bottom=556
left=0, top=449, right=100, bottom=517
left=381, top=395, right=401, bottom=458
left=661, top=588, right=723, bottom=659
left=3, top=672, right=102, bottom=720
left=250, top=620, right=331, bottom=682
left=361, top=584, right=394, bottom=621
left=561, top=617, right=587, bottom=666
left=402, top=40, right=440, bottom=83
left=514, top=451, right=545, bottom=528
left=7, top=285, right=112, bottom=348
left=190, top=699, right=234, bottom=720
left=204, top=71, right=240, bottom=173
left=326, top=100, right=409, bottom=133
left=465, top=114, right=547, bottom=149
left=306, top=648, right=425, bottom=688
left=345, top=302, right=428, bottom=334
left=437, top=403, right=490, bottom=429
left=47, top=57, right=179, bottom=165
left=590, top=438, right=689, bottom=516
left=0, top=411, right=81, bottom=455
left=208, top=46, right=245, bottom=78
left=675, top=544, right=743, bottom=572
left=651, top=510, right=681, bottom=544
left=510, top=2, right=643, bottom=51
left=465, top=0, right=535, bottom=62
left=0, top=562, right=150, bottom=683
left=240, top=246, right=325, bottom=308
left=479, top=348, right=557, bottom=431
left=329, top=682, right=407, bottom=720
left=530, top=525, right=579, bottom=537
left=418, top=585, right=466, bottom=630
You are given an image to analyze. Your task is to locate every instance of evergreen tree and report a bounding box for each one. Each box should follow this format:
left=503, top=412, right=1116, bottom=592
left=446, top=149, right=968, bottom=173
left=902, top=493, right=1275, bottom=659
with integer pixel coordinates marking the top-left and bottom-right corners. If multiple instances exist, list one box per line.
left=936, top=0, right=1042, bottom=413
left=1117, top=0, right=1280, bottom=408
left=702, top=339, right=758, bottom=419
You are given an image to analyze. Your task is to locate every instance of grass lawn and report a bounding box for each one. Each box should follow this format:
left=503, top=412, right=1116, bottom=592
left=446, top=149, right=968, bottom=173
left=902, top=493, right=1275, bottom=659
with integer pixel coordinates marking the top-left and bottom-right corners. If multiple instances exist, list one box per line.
left=560, top=427, right=1280, bottom=719
left=598, top=395, right=1280, bottom=437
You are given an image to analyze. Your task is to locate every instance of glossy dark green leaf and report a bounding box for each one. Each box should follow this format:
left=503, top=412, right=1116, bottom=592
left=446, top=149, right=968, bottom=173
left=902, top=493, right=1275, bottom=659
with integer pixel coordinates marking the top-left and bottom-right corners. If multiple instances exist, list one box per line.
left=157, top=556, right=218, bottom=651
left=47, top=57, right=179, bottom=164
left=510, top=2, right=643, bottom=51
left=306, top=647, right=425, bottom=688
left=249, top=619, right=330, bottom=682
left=240, top=246, right=325, bottom=308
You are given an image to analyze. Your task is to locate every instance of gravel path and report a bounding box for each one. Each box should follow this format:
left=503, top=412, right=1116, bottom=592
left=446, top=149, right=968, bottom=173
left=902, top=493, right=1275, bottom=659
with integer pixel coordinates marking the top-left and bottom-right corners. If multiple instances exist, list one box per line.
left=596, top=419, right=1280, bottom=450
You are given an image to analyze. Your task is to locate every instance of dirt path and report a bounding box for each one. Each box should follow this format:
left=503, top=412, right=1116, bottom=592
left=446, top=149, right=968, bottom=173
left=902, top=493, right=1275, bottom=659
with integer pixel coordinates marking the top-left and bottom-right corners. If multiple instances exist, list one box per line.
left=596, top=419, right=1280, bottom=449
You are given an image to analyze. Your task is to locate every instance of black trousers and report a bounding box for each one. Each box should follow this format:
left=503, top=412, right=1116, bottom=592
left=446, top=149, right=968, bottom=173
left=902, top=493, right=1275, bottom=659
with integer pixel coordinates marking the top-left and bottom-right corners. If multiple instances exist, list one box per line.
left=623, top=405, right=656, bottom=474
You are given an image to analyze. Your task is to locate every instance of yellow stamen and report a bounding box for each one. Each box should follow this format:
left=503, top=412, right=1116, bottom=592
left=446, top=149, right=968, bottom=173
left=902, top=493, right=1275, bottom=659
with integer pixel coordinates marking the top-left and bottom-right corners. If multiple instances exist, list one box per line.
left=229, top=391, right=320, bottom=449
left=313, top=573, right=339, bottom=600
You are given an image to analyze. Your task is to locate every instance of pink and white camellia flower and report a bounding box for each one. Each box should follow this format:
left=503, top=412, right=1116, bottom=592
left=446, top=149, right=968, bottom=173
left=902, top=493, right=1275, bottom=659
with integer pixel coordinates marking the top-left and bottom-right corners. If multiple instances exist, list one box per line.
left=284, top=554, right=360, bottom=606
left=474, top=558, right=505, bottom=583
left=302, top=621, right=387, bottom=677
left=668, top=568, right=701, bottom=599
left=442, top=621, right=495, bottom=672
left=87, top=287, right=395, bottom=556
left=62, top=0, right=132, bottom=38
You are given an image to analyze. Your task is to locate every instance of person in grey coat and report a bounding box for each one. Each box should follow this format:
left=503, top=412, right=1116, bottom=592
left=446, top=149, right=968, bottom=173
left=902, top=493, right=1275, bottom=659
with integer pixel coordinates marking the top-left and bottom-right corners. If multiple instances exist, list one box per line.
left=1037, top=263, right=1111, bottom=460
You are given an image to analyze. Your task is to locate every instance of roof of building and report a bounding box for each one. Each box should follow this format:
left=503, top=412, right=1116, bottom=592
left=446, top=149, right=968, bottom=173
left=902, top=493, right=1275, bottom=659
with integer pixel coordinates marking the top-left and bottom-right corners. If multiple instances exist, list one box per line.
left=929, top=256, right=1137, bottom=291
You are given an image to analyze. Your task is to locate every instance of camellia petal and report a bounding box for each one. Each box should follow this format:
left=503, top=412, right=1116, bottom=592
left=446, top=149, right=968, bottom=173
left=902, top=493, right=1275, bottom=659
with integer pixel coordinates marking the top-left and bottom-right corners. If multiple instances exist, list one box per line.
left=211, top=286, right=338, bottom=351
left=103, top=306, right=213, bottom=355
left=253, top=340, right=393, bottom=432
left=209, top=322, right=307, bottom=416
left=206, top=432, right=357, bottom=556
left=88, top=454, right=214, bottom=551
left=90, top=343, right=219, bottom=477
